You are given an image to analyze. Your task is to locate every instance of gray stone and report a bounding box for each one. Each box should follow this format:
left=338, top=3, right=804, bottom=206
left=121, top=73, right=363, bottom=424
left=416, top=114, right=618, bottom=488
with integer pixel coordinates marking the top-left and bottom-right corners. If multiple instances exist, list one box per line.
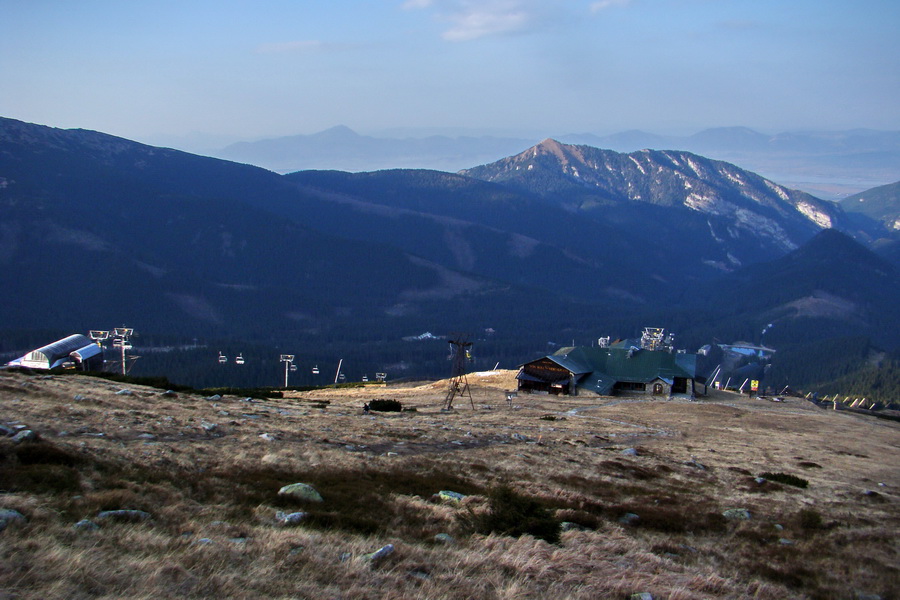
left=630, top=594, right=654, bottom=600
left=12, top=429, right=38, bottom=444
left=259, top=433, right=278, bottom=441
left=754, top=477, right=767, bottom=485
left=161, top=390, right=178, bottom=398
left=560, top=521, right=589, bottom=532
left=619, top=512, right=640, bottom=525
left=621, top=447, right=638, bottom=456
left=0, top=509, right=27, bottom=532
left=433, top=533, right=455, bottom=544
left=723, top=508, right=752, bottom=520
left=437, top=490, right=466, bottom=503
left=360, top=543, right=394, bottom=563
left=275, top=511, right=309, bottom=526
left=205, top=394, right=222, bottom=401
left=339, top=552, right=353, bottom=562
left=137, top=433, right=156, bottom=440
left=115, top=389, right=134, bottom=396
left=73, top=394, right=87, bottom=401
left=278, top=483, right=324, bottom=503
left=73, top=519, right=100, bottom=532
left=778, top=538, right=794, bottom=545
left=96, top=509, right=152, bottom=523
left=0, top=424, right=14, bottom=437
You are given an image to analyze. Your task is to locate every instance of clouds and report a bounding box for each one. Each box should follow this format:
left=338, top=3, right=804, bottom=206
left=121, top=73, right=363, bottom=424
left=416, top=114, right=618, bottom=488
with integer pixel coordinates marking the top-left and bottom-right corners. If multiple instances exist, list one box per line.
left=403, top=0, right=570, bottom=42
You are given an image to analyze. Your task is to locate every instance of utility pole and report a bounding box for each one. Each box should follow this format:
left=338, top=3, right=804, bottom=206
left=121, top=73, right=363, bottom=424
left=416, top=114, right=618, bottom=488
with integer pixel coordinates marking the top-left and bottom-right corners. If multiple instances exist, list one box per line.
left=111, top=327, right=134, bottom=375
left=280, top=354, right=294, bottom=387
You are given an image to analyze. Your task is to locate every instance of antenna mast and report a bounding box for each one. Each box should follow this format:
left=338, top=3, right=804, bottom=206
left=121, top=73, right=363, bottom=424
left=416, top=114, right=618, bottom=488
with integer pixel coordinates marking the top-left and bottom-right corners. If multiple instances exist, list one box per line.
left=444, top=334, right=474, bottom=410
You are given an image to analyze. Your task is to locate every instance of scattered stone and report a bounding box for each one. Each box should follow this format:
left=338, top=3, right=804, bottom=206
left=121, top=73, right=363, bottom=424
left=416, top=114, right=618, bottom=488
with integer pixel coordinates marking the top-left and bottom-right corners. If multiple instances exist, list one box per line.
left=754, top=477, right=767, bottom=485
left=683, top=459, right=706, bottom=470
left=96, top=509, right=153, bottom=523
left=12, top=429, right=38, bottom=444
left=205, top=394, right=222, bottom=402
left=161, top=390, right=178, bottom=398
left=115, top=389, right=134, bottom=396
left=437, top=490, right=466, bottom=503
left=275, top=511, right=308, bottom=526
left=73, top=519, right=100, bottom=532
left=408, top=569, right=432, bottom=580
left=339, top=552, right=353, bottom=562
left=193, top=538, right=215, bottom=545
left=619, top=513, right=640, bottom=525
left=360, top=543, right=394, bottom=563
left=630, top=593, right=654, bottom=600
left=774, top=524, right=784, bottom=531
left=560, top=521, right=589, bottom=532
left=200, top=421, right=218, bottom=433
left=621, top=447, right=638, bottom=456
left=137, top=433, right=156, bottom=440
left=778, top=538, right=794, bottom=545
left=0, top=509, right=27, bottom=532
left=510, top=433, right=527, bottom=441
left=73, top=394, right=87, bottom=401
left=259, top=433, right=278, bottom=441
left=433, top=533, right=455, bottom=544
left=0, top=424, right=14, bottom=437
left=278, top=483, right=324, bottom=503
left=723, top=508, right=752, bottom=521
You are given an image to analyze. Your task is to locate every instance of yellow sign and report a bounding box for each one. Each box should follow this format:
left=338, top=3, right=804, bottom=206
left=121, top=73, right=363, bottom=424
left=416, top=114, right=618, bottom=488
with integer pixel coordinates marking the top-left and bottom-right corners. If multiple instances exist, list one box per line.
left=750, top=380, right=759, bottom=391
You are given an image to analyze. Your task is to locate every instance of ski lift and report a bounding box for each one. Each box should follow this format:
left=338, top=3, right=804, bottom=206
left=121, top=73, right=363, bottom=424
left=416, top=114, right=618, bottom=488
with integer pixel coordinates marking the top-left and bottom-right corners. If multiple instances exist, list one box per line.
left=235, top=353, right=245, bottom=365
left=218, top=352, right=227, bottom=364
left=362, top=375, right=369, bottom=382
left=338, top=373, right=346, bottom=382
left=290, top=364, right=298, bottom=372
left=312, top=365, right=319, bottom=375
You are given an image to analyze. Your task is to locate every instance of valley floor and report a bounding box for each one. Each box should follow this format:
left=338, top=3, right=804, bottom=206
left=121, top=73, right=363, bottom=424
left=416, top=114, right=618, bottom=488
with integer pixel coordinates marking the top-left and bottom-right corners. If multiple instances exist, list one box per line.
left=1, top=370, right=897, bottom=599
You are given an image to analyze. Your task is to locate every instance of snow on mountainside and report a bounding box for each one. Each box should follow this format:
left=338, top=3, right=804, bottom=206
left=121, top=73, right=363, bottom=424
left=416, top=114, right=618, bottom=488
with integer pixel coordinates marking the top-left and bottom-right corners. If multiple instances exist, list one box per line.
left=460, top=139, right=846, bottom=253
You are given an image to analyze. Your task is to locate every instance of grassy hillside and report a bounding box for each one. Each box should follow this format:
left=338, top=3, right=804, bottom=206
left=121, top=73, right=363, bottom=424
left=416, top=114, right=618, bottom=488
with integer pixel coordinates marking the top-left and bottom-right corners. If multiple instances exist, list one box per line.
left=1, top=370, right=897, bottom=599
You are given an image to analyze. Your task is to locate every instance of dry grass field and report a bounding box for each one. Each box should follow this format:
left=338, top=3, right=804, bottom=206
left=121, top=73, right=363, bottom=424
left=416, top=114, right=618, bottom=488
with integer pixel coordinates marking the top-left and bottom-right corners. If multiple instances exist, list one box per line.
left=1, top=369, right=897, bottom=599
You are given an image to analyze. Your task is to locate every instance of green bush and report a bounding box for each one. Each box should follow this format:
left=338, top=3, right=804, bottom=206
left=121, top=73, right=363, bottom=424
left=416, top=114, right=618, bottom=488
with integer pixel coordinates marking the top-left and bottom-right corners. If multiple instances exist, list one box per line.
left=760, top=472, right=809, bottom=488
left=369, top=399, right=402, bottom=412
left=472, top=485, right=560, bottom=544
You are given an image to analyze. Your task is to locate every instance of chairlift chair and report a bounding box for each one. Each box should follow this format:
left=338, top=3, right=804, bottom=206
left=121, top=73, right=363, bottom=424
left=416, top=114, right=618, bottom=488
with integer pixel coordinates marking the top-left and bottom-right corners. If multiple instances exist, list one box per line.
left=218, top=352, right=227, bottom=364
left=235, top=353, right=245, bottom=365
left=312, top=365, right=319, bottom=374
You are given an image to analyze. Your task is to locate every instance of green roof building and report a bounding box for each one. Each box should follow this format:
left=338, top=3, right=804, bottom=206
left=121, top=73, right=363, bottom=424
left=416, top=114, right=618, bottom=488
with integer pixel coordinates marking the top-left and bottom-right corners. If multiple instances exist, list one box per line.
left=517, top=344, right=697, bottom=398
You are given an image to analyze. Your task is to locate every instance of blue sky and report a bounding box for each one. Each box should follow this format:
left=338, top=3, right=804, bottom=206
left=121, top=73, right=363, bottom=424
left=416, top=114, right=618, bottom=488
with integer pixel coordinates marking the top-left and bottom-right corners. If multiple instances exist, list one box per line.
left=1, top=0, right=898, bottom=148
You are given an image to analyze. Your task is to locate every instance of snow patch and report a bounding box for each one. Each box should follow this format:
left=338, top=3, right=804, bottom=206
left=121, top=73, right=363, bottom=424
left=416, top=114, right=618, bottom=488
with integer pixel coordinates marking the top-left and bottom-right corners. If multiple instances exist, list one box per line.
left=628, top=155, right=647, bottom=175
left=795, top=200, right=833, bottom=228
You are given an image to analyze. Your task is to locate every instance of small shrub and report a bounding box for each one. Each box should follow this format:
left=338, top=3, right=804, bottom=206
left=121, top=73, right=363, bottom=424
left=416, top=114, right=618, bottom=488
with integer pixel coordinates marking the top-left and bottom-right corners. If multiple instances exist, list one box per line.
left=471, top=485, right=560, bottom=544
left=369, top=399, right=402, bottom=412
left=760, top=472, right=809, bottom=488
left=797, top=508, right=823, bottom=530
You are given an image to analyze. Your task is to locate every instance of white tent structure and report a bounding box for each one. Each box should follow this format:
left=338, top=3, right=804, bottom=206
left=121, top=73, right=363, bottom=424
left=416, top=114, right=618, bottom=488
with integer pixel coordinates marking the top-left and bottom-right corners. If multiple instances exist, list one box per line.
left=8, top=334, right=104, bottom=371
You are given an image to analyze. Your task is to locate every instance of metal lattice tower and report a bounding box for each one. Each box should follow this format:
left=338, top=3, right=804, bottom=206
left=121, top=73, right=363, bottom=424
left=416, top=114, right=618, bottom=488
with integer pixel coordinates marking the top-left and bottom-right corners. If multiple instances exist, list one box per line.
left=444, top=335, right=474, bottom=410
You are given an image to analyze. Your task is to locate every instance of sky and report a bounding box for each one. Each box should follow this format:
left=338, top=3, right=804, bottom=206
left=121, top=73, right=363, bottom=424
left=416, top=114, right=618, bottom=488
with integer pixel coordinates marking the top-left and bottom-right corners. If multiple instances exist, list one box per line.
left=1, top=0, right=898, bottom=149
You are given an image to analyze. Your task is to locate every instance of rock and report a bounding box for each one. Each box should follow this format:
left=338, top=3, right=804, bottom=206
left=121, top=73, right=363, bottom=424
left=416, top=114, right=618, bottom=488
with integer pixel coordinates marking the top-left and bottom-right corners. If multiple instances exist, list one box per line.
left=73, top=519, right=100, bottom=532
left=205, top=394, right=222, bottom=402
left=723, top=508, right=752, bottom=521
left=278, top=483, right=324, bottom=503
left=437, top=490, right=466, bottom=503
left=778, top=538, right=794, bottom=545
left=200, top=421, right=218, bottom=433
left=0, top=509, right=27, bottom=532
left=560, top=521, right=589, bottom=532
left=754, top=477, right=767, bottom=485
left=510, top=433, right=528, bottom=441
left=115, top=389, right=134, bottom=396
left=339, top=552, right=353, bottom=562
left=73, top=394, right=87, bottom=401
left=683, top=459, right=706, bottom=470
left=433, top=533, right=455, bottom=544
left=12, top=429, right=38, bottom=444
left=360, top=543, right=394, bottom=563
left=621, top=448, right=638, bottom=456
left=0, top=424, right=14, bottom=437
left=137, top=433, right=156, bottom=440
left=630, top=594, right=654, bottom=600
left=95, top=509, right=152, bottom=523
left=161, top=390, right=178, bottom=398
left=275, top=511, right=309, bottom=526
left=619, top=512, right=640, bottom=525
left=259, top=433, right=278, bottom=441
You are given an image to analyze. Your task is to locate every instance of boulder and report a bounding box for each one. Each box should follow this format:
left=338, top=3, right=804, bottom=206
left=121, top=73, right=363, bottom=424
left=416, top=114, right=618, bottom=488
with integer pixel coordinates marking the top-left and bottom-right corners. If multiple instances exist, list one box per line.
left=277, top=483, right=323, bottom=503
left=360, top=543, right=394, bottom=563
left=12, top=429, right=38, bottom=444
left=437, top=490, right=466, bottom=503
left=275, top=511, right=309, bottom=526
left=73, top=519, right=100, bottom=532
left=96, top=509, right=152, bottom=523
left=723, top=508, right=752, bottom=521
left=0, top=509, right=27, bottom=532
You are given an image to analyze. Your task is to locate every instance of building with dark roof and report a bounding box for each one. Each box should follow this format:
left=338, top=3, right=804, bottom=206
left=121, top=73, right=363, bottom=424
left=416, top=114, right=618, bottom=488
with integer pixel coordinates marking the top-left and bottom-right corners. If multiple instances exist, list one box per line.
left=517, top=344, right=696, bottom=398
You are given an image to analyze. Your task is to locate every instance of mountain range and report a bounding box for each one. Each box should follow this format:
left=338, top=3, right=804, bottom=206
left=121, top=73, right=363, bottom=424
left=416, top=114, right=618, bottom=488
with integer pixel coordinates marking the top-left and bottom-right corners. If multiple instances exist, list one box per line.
left=1, top=116, right=898, bottom=390
left=213, top=126, right=900, bottom=199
